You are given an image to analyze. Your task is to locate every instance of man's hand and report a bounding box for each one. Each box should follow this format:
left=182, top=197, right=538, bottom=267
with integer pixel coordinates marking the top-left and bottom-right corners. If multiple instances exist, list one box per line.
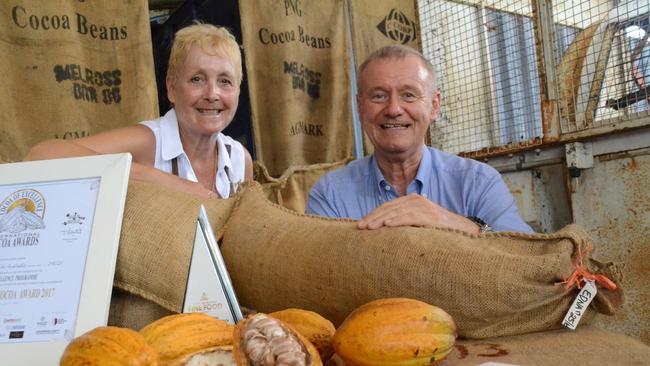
left=356, top=193, right=480, bottom=234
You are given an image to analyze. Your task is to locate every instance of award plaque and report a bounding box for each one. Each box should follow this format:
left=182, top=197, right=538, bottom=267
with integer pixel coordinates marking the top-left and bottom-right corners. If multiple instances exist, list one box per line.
left=0, top=154, right=131, bottom=365
left=182, top=205, right=243, bottom=323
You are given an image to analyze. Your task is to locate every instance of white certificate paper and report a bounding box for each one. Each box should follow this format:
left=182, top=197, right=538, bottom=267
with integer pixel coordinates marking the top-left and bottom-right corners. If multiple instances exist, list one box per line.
left=0, top=178, right=100, bottom=343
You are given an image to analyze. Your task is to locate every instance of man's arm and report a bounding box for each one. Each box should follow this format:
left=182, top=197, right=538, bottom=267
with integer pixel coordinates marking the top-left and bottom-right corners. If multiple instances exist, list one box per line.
left=305, top=178, right=341, bottom=217
left=24, top=125, right=215, bottom=200
left=472, top=174, right=533, bottom=233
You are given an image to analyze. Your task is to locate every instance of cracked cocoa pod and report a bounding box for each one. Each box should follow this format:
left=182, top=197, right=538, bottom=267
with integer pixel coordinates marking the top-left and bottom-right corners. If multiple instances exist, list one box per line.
left=333, top=298, right=457, bottom=366
left=234, top=313, right=323, bottom=366
left=140, top=313, right=235, bottom=366
left=268, top=309, right=336, bottom=362
left=60, top=326, right=159, bottom=366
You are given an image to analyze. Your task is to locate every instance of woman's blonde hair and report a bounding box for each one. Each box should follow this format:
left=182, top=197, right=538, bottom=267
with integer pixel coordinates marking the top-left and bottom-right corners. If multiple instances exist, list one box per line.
left=167, top=23, right=242, bottom=84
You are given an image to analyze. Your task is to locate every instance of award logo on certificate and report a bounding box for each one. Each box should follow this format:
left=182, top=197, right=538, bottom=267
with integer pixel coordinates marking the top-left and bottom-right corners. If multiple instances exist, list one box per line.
left=183, top=205, right=243, bottom=324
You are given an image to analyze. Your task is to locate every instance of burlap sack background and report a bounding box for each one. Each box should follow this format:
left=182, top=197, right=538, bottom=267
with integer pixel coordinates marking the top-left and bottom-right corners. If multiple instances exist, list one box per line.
left=239, top=0, right=353, bottom=178
left=443, top=326, right=650, bottom=365
left=108, top=180, right=235, bottom=330
left=220, top=183, right=622, bottom=339
left=329, top=326, right=650, bottom=365
left=349, top=0, right=420, bottom=65
left=0, top=1, right=158, bottom=163
left=255, top=158, right=352, bottom=213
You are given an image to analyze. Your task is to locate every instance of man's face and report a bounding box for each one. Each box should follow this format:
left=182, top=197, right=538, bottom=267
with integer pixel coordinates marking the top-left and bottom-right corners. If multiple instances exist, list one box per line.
left=358, top=55, right=440, bottom=160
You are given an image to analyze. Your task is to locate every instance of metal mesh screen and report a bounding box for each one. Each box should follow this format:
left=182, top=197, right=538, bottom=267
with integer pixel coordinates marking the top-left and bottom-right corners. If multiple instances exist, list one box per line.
left=554, top=1, right=650, bottom=135
left=418, top=0, right=650, bottom=155
left=418, top=0, right=542, bottom=154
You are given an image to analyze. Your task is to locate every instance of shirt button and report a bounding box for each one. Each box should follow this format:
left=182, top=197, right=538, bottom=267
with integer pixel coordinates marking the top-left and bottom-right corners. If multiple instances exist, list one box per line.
left=384, top=185, right=391, bottom=191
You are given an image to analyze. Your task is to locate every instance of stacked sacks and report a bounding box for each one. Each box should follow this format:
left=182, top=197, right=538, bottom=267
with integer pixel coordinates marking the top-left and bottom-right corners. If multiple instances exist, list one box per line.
left=220, top=182, right=622, bottom=339
left=255, top=159, right=352, bottom=213
left=109, top=180, right=236, bottom=330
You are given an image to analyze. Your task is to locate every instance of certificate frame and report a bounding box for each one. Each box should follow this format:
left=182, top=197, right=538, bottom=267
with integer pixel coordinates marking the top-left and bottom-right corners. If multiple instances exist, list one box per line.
left=0, top=153, right=131, bottom=365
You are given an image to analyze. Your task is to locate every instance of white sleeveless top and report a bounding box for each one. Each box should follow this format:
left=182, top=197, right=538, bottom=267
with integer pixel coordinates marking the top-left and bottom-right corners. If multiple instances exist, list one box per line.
left=140, top=109, right=246, bottom=198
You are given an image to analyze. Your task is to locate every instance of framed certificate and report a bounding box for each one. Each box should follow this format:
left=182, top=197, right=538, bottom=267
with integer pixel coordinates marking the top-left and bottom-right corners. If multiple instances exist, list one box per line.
left=0, top=153, right=131, bottom=365
left=183, top=205, right=243, bottom=323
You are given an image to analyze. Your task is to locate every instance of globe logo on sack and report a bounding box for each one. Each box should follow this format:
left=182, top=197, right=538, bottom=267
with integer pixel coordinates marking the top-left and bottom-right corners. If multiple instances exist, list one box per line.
left=377, top=9, right=417, bottom=44
left=0, top=189, right=46, bottom=234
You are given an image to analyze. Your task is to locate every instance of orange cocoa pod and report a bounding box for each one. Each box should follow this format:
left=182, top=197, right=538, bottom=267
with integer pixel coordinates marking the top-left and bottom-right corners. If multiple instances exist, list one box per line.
left=269, top=308, right=336, bottom=361
left=234, top=313, right=322, bottom=366
left=60, top=326, right=159, bottom=366
left=140, top=313, right=235, bottom=366
left=333, top=298, right=457, bottom=366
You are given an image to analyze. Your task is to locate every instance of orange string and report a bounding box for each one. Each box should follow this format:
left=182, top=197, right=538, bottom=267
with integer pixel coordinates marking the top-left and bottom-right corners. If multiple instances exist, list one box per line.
left=556, top=242, right=618, bottom=291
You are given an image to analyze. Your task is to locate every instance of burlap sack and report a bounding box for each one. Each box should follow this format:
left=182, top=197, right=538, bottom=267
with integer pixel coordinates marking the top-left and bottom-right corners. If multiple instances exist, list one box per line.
left=446, top=326, right=649, bottom=365
left=220, top=183, right=622, bottom=339
left=255, top=158, right=352, bottom=213
left=0, top=1, right=158, bottom=162
left=239, top=0, right=353, bottom=177
left=349, top=0, right=420, bottom=66
left=108, top=180, right=235, bottom=330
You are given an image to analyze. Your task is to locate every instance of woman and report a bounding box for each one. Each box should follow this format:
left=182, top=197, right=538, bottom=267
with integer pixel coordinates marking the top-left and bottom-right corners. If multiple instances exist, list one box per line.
left=25, top=24, right=253, bottom=199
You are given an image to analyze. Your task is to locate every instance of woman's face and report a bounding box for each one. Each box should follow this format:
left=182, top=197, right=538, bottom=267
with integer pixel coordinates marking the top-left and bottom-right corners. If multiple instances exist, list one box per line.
left=167, top=45, right=240, bottom=137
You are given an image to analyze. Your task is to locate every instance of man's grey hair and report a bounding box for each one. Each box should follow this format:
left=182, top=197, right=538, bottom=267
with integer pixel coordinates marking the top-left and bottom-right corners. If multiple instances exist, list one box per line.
left=357, top=44, right=437, bottom=93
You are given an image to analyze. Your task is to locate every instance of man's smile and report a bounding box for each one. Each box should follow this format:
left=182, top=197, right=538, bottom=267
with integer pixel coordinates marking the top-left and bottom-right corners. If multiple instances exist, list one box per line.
left=381, top=122, right=411, bottom=129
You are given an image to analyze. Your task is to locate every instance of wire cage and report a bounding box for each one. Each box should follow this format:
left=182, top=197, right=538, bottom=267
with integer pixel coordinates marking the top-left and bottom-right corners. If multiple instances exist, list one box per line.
left=555, top=1, right=650, bottom=136
left=417, top=0, right=650, bottom=156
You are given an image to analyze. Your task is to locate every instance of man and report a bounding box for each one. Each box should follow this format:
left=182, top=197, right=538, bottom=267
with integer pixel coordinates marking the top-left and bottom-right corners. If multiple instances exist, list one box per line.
left=306, top=45, right=532, bottom=233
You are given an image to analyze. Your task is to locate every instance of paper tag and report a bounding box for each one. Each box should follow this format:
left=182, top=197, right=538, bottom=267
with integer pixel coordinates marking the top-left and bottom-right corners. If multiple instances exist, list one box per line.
left=562, top=279, right=598, bottom=330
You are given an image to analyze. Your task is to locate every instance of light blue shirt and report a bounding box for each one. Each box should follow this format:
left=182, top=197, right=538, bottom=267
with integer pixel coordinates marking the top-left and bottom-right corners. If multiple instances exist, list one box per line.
left=306, top=147, right=533, bottom=233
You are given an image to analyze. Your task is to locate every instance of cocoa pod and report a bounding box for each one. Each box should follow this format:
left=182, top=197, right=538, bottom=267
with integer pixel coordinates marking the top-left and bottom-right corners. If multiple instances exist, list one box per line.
left=333, top=298, right=457, bottom=366
left=269, top=309, right=336, bottom=361
left=140, top=313, right=235, bottom=366
left=60, top=326, right=159, bottom=366
left=234, top=313, right=322, bottom=366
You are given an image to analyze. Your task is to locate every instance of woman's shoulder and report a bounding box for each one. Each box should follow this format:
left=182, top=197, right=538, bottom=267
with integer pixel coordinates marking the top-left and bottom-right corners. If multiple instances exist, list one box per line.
left=139, top=110, right=175, bottom=132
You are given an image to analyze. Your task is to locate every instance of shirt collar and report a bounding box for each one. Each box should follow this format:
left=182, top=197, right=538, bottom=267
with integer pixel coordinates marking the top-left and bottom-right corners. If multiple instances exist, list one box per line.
left=216, top=133, right=233, bottom=174
left=370, top=146, right=430, bottom=195
left=159, top=109, right=185, bottom=161
left=158, top=109, right=232, bottom=169
left=158, top=109, right=233, bottom=197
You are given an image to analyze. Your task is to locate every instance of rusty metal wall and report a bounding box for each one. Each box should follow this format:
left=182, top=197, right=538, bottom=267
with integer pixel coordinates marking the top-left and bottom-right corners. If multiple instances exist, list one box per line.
left=571, top=148, right=650, bottom=344
left=494, top=128, right=650, bottom=344
left=502, top=165, right=572, bottom=233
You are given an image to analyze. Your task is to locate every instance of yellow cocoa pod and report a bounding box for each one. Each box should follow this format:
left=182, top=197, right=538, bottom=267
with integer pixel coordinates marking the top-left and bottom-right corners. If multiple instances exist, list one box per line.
left=140, top=313, right=235, bottom=366
left=234, top=313, right=323, bottom=366
left=60, top=326, right=159, bottom=366
left=333, top=298, right=457, bottom=366
left=269, top=308, right=336, bottom=361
